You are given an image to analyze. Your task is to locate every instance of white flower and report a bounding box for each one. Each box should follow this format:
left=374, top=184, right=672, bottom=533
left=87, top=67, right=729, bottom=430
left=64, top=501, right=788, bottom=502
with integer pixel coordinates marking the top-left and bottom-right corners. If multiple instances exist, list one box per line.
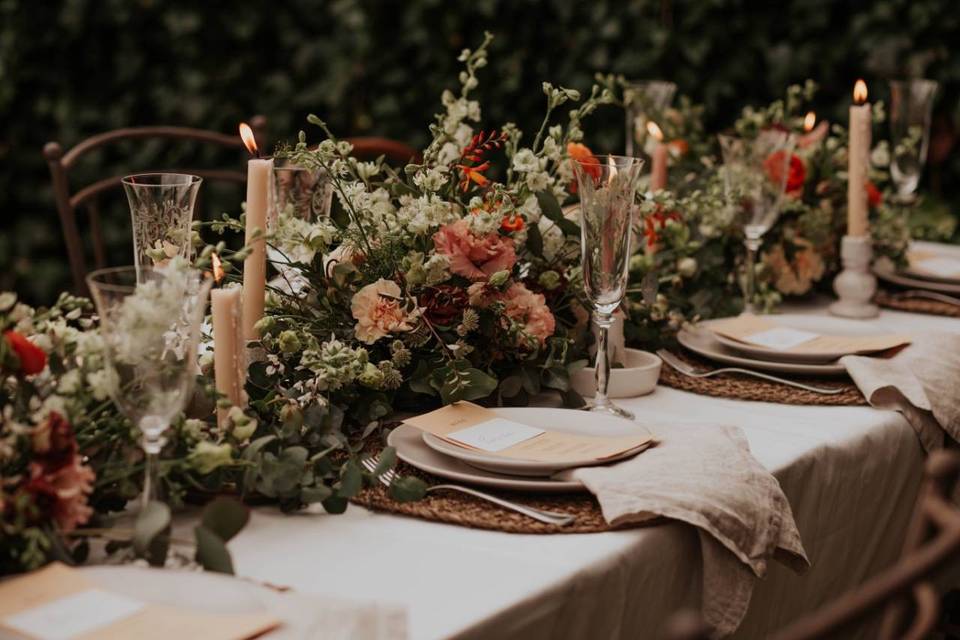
left=437, top=142, right=461, bottom=168
left=512, top=148, right=539, bottom=173
left=520, top=195, right=542, bottom=222
left=354, top=161, right=381, bottom=181
left=412, top=167, right=449, bottom=193
left=525, top=171, right=551, bottom=193
left=538, top=217, right=566, bottom=261
left=871, top=142, right=890, bottom=168
left=57, top=369, right=82, bottom=394
left=423, top=254, right=451, bottom=286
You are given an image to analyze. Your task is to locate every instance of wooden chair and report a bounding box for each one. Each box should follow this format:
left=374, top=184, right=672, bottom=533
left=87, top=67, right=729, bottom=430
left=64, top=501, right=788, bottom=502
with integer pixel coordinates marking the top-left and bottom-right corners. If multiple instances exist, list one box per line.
left=43, top=116, right=267, bottom=293
left=667, top=450, right=960, bottom=640
left=345, top=136, right=420, bottom=164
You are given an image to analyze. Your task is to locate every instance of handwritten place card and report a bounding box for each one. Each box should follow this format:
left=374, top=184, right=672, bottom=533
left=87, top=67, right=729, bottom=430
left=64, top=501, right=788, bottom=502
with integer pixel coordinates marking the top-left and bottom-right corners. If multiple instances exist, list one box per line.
left=447, top=418, right=545, bottom=452
left=708, top=315, right=911, bottom=356
left=405, top=402, right=654, bottom=464
left=0, top=563, right=280, bottom=640
left=909, top=250, right=960, bottom=279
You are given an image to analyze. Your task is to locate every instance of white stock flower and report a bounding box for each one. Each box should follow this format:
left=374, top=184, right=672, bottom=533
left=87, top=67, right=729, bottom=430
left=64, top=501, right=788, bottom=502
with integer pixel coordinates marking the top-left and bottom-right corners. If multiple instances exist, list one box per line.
left=512, top=148, right=539, bottom=173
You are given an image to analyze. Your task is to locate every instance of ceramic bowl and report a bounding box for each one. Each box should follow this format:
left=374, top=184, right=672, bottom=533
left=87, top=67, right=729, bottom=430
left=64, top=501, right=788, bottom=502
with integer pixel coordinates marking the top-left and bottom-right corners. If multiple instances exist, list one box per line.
left=570, top=348, right=661, bottom=399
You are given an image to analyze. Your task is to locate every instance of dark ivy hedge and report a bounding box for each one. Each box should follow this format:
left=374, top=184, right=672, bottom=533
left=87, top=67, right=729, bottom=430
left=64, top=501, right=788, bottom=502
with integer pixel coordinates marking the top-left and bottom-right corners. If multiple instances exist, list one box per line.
left=2, top=0, right=958, bottom=302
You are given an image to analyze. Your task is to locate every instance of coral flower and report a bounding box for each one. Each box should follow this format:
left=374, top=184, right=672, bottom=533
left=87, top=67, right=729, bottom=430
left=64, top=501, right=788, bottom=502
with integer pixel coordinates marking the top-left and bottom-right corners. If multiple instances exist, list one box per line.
left=764, top=151, right=806, bottom=196
left=3, top=330, right=47, bottom=375
left=500, top=215, right=525, bottom=233
left=351, top=279, right=419, bottom=344
left=567, top=142, right=600, bottom=190
left=433, top=219, right=517, bottom=281
left=866, top=181, right=882, bottom=209
left=504, top=282, right=555, bottom=347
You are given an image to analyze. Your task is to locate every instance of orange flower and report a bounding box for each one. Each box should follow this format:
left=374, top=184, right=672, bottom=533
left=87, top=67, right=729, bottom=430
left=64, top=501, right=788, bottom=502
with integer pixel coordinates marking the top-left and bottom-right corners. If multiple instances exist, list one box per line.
left=456, top=162, right=491, bottom=191
left=764, top=151, right=806, bottom=196
left=866, top=181, right=882, bottom=209
left=567, top=142, right=600, bottom=193
left=3, top=330, right=46, bottom=375
left=500, top=215, right=525, bottom=233
left=667, top=139, right=689, bottom=156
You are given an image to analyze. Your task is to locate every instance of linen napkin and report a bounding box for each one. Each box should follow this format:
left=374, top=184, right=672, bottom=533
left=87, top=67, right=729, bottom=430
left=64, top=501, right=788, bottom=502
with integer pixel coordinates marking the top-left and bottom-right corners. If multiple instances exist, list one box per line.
left=559, top=422, right=808, bottom=637
left=841, top=333, right=960, bottom=452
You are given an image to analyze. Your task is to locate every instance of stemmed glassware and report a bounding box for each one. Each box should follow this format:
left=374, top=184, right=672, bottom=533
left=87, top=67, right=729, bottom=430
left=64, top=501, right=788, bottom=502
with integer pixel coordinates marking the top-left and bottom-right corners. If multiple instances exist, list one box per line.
left=719, top=131, right=795, bottom=315
left=624, top=80, right=677, bottom=157
left=573, top=155, right=645, bottom=420
left=270, top=158, right=333, bottom=228
left=888, top=79, right=938, bottom=203
left=123, top=173, right=202, bottom=282
left=87, top=262, right=211, bottom=510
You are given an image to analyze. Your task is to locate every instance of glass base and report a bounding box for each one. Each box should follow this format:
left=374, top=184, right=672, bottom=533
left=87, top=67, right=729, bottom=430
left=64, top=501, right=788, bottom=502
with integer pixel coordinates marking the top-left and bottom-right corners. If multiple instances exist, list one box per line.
left=582, top=401, right=635, bottom=421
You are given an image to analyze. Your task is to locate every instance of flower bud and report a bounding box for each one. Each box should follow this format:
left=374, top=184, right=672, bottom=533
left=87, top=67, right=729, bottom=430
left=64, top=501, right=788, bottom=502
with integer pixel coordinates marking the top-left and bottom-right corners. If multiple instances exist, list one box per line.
left=278, top=330, right=301, bottom=354
left=280, top=402, right=303, bottom=431
left=189, top=441, right=233, bottom=474
left=488, top=270, right=510, bottom=288
left=537, top=270, right=561, bottom=290
left=677, top=257, right=698, bottom=278
left=254, top=316, right=276, bottom=336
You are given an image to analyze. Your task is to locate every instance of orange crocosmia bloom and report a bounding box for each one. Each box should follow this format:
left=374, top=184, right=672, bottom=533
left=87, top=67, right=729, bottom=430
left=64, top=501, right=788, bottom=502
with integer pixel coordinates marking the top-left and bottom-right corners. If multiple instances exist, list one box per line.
left=668, top=139, right=689, bottom=156
left=457, top=162, right=490, bottom=192
left=567, top=142, right=600, bottom=193
left=500, top=215, right=525, bottom=232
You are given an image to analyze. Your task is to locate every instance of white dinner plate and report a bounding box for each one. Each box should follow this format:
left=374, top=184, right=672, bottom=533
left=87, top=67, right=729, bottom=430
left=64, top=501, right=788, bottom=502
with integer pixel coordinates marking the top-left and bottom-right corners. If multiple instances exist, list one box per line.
left=420, top=407, right=653, bottom=477
left=702, top=314, right=894, bottom=364
left=876, top=261, right=960, bottom=294
left=387, top=423, right=586, bottom=492
left=902, top=241, right=960, bottom=284
left=677, top=323, right=848, bottom=376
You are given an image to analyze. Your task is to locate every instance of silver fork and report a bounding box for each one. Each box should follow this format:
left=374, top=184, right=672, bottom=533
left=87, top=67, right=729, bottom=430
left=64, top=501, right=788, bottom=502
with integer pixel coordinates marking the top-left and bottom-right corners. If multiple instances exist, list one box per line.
left=888, top=289, right=960, bottom=307
left=656, top=349, right=844, bottom=395
left=360, top=456, right=575, bottom=527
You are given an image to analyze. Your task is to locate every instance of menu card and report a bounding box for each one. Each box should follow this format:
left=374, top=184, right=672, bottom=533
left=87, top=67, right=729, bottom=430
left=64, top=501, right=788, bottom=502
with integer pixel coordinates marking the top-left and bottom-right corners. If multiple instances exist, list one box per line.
left=908, top=249, right=960, bottom=280
left=708, top=315, right=910, bottom=356
left=0, top=563, right=280, bottom=640
left=404, top=402, right=655, bottom=464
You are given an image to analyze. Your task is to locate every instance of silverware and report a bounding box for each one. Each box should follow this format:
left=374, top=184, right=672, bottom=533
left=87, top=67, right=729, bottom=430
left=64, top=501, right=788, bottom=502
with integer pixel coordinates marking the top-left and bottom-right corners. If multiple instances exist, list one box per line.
left=887, top=289, right=960, bottom=307
left=360, top=456, right=576, bottom=527
left=656, top=349, right=845, bottom=395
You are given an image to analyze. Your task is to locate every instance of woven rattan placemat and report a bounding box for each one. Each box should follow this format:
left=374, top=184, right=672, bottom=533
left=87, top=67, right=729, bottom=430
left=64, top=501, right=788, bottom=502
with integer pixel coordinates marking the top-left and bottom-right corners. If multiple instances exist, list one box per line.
left=351, top=445, right=617, bottom=534
left=658, top=349, right=866, bottom=406
left=875, top=290, right=960, bottom=318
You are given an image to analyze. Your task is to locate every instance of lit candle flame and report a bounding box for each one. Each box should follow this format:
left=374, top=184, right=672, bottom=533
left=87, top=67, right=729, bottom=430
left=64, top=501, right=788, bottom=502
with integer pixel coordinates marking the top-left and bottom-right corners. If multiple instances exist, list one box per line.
left=211, top=253, right=225, bottom=284
left=645, top=120, right=664, bottom=142
left=803, top=111, right=816, bottom=132
left=853, top=79, right=868, bottom=105
left=239, top=122, right=260, bottom=157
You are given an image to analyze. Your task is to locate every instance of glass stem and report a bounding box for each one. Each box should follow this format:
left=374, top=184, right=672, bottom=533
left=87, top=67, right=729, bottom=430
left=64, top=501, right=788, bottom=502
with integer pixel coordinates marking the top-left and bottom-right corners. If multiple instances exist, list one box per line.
left=744, top=237, right=761, bottom=315
left=593, top=312, right=614, bottom=409
left=139, top=417, right=166, bottom=511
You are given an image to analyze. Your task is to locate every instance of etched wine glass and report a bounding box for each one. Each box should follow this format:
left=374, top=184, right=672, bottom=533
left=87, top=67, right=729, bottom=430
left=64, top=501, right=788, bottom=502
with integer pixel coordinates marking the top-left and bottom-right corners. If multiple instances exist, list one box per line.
left=87, top=262, right=211, bottom=510
left=719, top=131, right=795, bottom=314
left=123, top=173, right=202, bottom=282
left=623, top=80, right=677, bottom=157
left=574, top=155, right=645, bottom=420
left=270, top=158, right=333, bottom=227
left=889, top=79, right=938, bottom=203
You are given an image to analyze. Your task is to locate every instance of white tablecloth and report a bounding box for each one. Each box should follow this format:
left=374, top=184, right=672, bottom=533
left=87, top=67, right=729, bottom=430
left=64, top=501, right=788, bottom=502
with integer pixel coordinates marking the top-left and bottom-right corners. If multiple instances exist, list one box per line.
left=226, top=302, right=959, bottom=639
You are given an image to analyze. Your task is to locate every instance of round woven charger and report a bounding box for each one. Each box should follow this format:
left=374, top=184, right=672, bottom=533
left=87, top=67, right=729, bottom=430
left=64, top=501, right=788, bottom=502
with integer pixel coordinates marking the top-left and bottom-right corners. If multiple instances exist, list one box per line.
left=875, top=290, right=960, bottom=318
left=658, top=349, right=866, bottom=406
left=351, top=444, right=617, bottom=534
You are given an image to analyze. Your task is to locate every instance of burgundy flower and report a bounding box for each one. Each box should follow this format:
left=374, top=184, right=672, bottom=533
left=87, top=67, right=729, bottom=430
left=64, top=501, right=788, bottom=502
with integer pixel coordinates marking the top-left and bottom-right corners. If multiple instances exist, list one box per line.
left=419, top=285, right=469, bottom=326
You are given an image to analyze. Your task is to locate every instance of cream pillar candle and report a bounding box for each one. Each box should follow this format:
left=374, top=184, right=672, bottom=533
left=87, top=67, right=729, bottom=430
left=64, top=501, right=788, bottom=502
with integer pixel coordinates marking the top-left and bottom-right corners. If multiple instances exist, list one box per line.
left=211, top=284, right=245, bottom=426
left=238, top=123, right=273, bottom=342
left=646, top=121, right=668, bottom=192
left=847, top=80, right=871, bottom=237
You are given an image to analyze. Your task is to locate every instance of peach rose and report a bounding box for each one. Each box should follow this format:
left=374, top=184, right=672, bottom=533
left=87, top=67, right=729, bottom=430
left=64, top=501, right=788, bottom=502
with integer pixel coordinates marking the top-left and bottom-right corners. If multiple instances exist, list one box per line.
left=433, top=219, right=517, bottom=281
left=351, top=279, right=419, bottom=344
left=504, top=282, right=556, bottom=346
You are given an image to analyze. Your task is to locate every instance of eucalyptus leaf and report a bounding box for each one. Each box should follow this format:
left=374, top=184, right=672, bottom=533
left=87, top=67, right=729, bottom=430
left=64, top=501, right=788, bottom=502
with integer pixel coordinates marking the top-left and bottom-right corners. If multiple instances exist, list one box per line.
left=526, top=222, right=544, bottom=257
left=337, top=459, right=363, bottom=497
left=200, top=497, right=249, bottom=542
left=321, top=495, right=348, bottom=514
left=194, top=525, right=234, bottom=574
left=374, top=446, right=397, bottom=476
left=388, top=476, right=428, bottom=502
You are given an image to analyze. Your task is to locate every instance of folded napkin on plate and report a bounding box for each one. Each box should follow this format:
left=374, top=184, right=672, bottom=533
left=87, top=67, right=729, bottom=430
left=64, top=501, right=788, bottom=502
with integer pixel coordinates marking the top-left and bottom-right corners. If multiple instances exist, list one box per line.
left=558, top=422, right=808, bottom=637
left=841, top=332, right=960, bottom=452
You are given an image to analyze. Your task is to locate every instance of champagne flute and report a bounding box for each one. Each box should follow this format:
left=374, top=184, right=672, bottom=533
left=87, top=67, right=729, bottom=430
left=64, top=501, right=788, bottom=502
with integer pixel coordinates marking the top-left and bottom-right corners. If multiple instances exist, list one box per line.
left=573, top=155, right=645, bottom=420
left=623, top=80, right=677, bottom=157
left=889, top=79, right=938, bottom=203
left=719, top=131, right=795, bottom=314
left=87, top=262, right=211, bottom=509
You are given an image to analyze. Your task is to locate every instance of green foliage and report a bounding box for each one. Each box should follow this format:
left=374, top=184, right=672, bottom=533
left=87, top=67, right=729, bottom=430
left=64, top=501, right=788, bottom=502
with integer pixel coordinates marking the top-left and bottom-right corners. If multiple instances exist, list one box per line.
left=2, top=0, right=957, bottom=303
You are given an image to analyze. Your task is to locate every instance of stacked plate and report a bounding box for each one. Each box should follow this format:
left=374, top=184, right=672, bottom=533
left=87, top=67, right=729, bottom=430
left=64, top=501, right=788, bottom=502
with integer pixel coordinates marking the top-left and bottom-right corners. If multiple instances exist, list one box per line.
left=388, top=407, right=652, bottom=493
left=875, top=240, right=960, bottom=295
left=677, top=314, right=897, bottom=376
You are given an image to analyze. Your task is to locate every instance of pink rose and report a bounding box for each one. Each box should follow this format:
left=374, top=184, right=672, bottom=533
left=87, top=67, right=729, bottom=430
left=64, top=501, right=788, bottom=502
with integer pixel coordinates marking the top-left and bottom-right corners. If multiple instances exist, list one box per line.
left=504, top=283, right=556, bottom=347
left=433, top=219, right=517, bottom=281
left=351, top=279, right=419, bottom=344
left=25, top=458, right=95, bottom=533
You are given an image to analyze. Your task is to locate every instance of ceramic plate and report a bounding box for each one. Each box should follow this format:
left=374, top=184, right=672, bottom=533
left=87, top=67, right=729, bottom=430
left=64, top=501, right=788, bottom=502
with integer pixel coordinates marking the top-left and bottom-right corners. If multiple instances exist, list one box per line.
left=420, top=407, right=652, bottom=477
left=902, top=241, right=960, bottom=284
left=702, top=314, right=892, bottom=364
left=677, top=323, right=848, bottom=376
left=875, top=262, right=960, bottom=294
left=388, top=423, right=585, bottom=492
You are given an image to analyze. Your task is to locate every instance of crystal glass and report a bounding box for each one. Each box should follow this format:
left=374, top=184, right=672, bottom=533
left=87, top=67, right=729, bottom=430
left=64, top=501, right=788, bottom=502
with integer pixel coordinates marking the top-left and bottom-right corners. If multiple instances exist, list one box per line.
left=122, top=173, right=202, bottom=282
left=269, top=158, right=333, bottom=228
left=574, top=155, right=645, bottom=420
left=624, top=80, right=677, bottom=157
left=889, top=79, right=938, bottom=203
left=87, top=263, right=211, bottom=510
left=719, top=131, right=795, bottom=314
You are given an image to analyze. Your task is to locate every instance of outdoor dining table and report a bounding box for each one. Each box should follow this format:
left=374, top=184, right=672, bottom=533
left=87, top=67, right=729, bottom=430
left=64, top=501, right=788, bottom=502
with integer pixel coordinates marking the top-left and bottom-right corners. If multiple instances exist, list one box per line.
left=218, top=299, right=958, bottom=639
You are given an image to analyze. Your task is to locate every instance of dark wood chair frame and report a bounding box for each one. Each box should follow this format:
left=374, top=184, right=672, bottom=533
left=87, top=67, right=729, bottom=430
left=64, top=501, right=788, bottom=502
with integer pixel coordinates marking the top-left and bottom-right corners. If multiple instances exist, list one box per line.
left=44, top=116, right=268, bottom=293
left=668, top=450, right=960, bottom=640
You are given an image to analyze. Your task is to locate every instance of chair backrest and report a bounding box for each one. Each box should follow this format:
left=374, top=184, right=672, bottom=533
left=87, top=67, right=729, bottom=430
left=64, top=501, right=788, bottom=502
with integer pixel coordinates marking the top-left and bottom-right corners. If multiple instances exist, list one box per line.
left=667, top=450, right=960, bottom=640
left=345, top=136, right=421, bottom=164
left=43, top=116, right=267, bottom=293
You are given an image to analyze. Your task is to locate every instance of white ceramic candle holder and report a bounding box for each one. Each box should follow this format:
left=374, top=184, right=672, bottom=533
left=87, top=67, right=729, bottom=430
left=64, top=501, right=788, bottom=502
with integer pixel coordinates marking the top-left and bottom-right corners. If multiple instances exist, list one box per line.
left=830, top=235, right=879, bottom=319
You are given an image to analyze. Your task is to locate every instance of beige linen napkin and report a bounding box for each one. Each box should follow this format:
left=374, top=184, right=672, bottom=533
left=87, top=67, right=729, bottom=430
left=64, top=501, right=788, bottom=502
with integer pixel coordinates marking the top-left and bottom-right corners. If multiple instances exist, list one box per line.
left=841, top=333, right=960, bottom=452
left=559, top=422, right=808, bottom=637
